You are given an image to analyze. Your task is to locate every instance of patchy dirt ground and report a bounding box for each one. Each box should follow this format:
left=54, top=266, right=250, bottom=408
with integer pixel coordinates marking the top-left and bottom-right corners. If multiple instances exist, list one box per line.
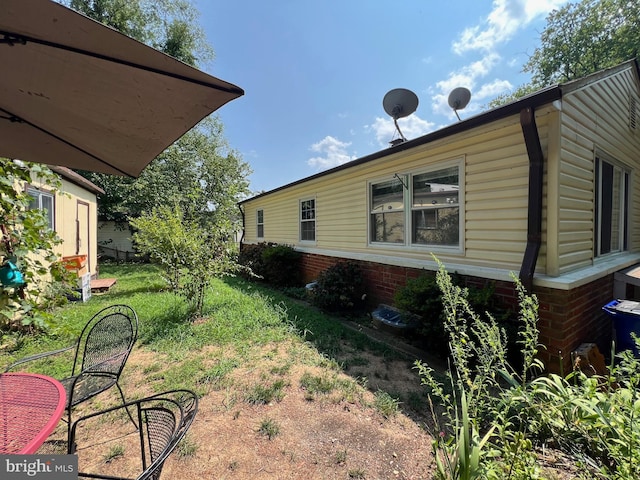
left=41, top=322, right=582, bottom=479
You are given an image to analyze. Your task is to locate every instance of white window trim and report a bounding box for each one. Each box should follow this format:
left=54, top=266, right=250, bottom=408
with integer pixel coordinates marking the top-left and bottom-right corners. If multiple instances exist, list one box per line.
left=299, top=197, right=316, bottom=243
left=367, top=158, right=464, bottom=254
left=256, top=209, right=264, bottom=239
left=27, top=186, right=55, bottom=231
left=594, top=151, right=630, bottom=258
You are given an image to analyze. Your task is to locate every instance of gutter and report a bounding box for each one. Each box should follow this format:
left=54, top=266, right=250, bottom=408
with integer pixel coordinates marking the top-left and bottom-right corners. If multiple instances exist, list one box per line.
left=238, top=203, right=246, bottom=249
left=519, top=107, right=545, bottom=292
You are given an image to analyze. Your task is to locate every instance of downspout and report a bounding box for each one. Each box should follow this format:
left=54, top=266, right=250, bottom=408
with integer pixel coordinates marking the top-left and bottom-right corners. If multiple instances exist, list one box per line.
left=519, top=107, right=544, bottom=293
left=237, top=204, right=246, bottom=252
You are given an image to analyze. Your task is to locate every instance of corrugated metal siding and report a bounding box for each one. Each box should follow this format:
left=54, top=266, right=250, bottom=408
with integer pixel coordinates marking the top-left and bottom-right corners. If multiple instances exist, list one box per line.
left=558, top=68, right=640, bottom=274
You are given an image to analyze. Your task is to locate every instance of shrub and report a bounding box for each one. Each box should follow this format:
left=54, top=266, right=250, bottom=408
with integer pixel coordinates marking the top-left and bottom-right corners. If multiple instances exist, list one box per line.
left=394, top=273, right=514, bottom=358
left=237, top=242, right=275, bottom=279
left=393, top=273, right=447, bottom=353
left=261, top=244, right=301, bottom=287
left=311, top=261, right=365, bottom=313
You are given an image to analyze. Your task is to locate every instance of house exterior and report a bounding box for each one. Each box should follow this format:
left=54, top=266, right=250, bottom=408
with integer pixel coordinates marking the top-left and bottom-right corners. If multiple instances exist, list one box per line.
left=29, top=166, right=103, bottom=279
left=238, top=60, right=640, bottom=372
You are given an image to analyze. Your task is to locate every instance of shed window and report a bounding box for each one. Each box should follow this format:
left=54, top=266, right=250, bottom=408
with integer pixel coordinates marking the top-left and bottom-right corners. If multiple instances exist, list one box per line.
left=27, top=187, right=55, bottom=230
left=256, top=209, right=264, bottom=238
left=595, top=156, right=629, bottom=256
left=300, top=199, right=315, bottom=241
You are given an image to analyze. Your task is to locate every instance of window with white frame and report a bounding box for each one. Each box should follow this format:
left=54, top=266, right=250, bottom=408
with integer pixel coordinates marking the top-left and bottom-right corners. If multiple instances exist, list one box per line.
left=411, top=166, right=460, bottom=246
left=369, top=163, right=461, bottom=248
left=300, top=199, right=316, bottom=241
left=256, top=209, right=264, bottom=238
left=370, top=177, right=405, bottom=243
left=595, top=155, right=629, bottom=256
left=27, top=187, right=55, bottom=230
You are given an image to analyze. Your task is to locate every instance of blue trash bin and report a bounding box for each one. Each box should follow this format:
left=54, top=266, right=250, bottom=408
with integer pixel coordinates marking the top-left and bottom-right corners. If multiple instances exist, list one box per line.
left=603, top=299, right=640, bottom=356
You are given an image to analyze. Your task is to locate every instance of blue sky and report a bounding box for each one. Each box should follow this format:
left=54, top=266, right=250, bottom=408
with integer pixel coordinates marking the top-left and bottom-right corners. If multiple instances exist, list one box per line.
left=192, top=0, right=570, bottom=194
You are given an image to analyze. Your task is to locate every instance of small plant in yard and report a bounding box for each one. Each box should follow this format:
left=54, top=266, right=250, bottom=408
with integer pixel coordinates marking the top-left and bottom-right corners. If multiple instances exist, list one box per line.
left=335, top=449, right=348, bottom=464
left=175, top=435, right=198, bottom=458
left=373, top=390, right=401, bottom=418
left=258, top=417, right=280, bottom=440
left=104, top=444, right=125, bottom=463
left=348, top=468, right=366, bottom=479
left=311, top=261, right=366, bottom=313
left=245, top=379, right=288, bottom=405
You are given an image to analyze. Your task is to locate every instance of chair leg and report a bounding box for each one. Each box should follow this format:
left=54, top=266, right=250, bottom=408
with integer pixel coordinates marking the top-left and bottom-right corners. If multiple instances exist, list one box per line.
left=116, top=382, right=138, bottom=429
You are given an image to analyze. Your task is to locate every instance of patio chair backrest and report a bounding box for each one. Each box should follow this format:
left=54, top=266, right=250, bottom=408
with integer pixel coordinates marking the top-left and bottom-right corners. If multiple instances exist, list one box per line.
left=138, top=390, right=198, bottom=480
left=70, top=389, right=198, bottom=480
left=73, top=304, right=138, bottom=378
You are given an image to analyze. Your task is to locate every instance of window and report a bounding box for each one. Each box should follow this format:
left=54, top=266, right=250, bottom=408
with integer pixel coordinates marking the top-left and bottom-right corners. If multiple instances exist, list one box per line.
left=370, top=177, right=404, bottom=243
left=411, top=166, right=459, bottom=246
left=595, top=156, right=629, bottom=256
left=27, top=187, right=55, bottom=230
left=256, top=209, right=264, bottom=238
left=300, top=199, right=316, bottom=241
left=369, top=164, right=461, bottom=248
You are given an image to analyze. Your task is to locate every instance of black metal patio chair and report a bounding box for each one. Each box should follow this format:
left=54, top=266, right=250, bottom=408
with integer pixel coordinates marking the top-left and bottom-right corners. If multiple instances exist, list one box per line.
left=69, top=389, right=199, bottom=480
left=5, top=304, right=139, bottom=440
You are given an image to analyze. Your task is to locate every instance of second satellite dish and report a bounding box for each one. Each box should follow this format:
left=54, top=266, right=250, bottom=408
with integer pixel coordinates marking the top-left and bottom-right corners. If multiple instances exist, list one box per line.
left=447, top=87, right=471, bottom=121
left=383, top=88, right=419, bottom=144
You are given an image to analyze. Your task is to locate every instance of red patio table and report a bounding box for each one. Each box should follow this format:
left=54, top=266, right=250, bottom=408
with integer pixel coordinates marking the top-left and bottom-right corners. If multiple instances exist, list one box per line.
left=0, top=372, right=66, bottom=454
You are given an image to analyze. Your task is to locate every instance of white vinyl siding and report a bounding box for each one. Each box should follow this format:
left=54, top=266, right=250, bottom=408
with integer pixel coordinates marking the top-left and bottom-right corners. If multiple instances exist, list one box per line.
left=27, top=187, right=55, bottom=230
left=241, top=62, right=640, bottom=281
left=556, top=67, right=640, bottom=274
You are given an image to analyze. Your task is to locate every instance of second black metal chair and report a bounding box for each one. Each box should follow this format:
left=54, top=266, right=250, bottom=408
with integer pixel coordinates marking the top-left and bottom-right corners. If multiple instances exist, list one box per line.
left=5, top=304, right=139, bottom=439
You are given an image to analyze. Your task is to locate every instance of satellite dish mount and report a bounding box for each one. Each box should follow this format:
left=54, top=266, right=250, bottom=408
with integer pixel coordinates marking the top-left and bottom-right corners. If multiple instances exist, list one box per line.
left=383, top=88, right=419, bottom=145
left=447, top=87, right=471, bottom=121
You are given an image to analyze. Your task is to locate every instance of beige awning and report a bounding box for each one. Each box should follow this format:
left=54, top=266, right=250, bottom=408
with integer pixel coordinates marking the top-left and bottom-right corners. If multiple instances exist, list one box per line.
left=0, top=0, right=244, bottom=177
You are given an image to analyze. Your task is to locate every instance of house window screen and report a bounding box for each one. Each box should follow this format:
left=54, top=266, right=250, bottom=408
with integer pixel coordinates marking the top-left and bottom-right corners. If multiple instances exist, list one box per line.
left=411, top=167, right=459, bottom=246
left=300, top=199, right=315, bottom=241
left=595, top=157, right=629, bottom=256
left=256, top=209, right=264, bottom=238
left=370, top=178, right=405, bottom=243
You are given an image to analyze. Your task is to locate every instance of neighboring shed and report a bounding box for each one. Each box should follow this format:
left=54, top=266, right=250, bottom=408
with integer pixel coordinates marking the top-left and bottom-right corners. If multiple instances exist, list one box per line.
left=239, top=60, right=640, bottom=372
left=29, top=166, right=104, bottom=279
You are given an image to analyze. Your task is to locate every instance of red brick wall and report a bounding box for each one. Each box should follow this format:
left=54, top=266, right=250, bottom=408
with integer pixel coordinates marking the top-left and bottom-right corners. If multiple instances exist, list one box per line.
left=298, top=251, right=614, bottom=374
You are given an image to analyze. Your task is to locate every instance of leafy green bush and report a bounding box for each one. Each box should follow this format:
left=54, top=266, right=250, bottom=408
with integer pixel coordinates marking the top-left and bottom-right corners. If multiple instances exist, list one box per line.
left=237, top=242, right=275, bottom=279
left=261, top=244, right=301, bottom=287
left=311, top=261, right=365, bottom=313
left=131, top=206, right=241, bottom=319
left=393, top=273, right=446, bottom=352
left=394, top=273, right=515, bottom=358
left=418, top=257, right=640, bottom=479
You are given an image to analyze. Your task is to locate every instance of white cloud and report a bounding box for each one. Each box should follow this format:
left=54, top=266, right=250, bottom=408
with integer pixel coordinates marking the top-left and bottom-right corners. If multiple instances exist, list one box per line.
left=430, top=53, right=502, bottom=117
left=307, top=136, right=357, bottom=170
left=367, top=114, right=435, bottom=147
left=452, top=0, right=568, bottom=55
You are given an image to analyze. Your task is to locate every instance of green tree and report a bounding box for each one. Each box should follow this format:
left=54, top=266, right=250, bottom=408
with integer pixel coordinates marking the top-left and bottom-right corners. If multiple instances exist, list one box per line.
left=489, top=0, right=640, bottom=107
left=64, top=0, right=250, bottom=230
left=65, top=0, right=213, bottom=66
left=131, top=206, right=241, bottom=318
left=0, top=159, right=68, bottom=333
left=82, top=117, right=251, bottom=230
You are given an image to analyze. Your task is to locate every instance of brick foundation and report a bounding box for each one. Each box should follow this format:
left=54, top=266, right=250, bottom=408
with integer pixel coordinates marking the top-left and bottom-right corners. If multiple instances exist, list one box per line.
left=299, top=251, right=614, bottom=374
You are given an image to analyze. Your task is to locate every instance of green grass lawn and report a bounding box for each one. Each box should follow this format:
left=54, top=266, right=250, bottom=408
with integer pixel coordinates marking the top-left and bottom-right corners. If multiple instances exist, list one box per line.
left=0, top=263, right=412, bottom=399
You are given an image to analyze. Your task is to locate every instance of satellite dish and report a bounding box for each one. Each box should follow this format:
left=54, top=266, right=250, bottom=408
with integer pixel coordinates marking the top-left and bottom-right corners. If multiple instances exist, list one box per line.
left=447, top=87, right=471, bottom=121
left=383, top=88, right=419, bottom=144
